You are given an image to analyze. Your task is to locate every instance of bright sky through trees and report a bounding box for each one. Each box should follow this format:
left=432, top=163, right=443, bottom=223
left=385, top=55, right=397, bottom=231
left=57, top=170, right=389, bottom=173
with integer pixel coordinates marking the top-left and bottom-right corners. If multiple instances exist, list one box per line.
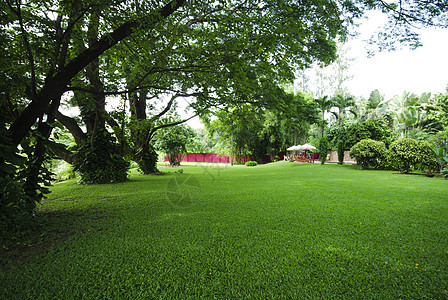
left=346, top=13, right=448, bottom=99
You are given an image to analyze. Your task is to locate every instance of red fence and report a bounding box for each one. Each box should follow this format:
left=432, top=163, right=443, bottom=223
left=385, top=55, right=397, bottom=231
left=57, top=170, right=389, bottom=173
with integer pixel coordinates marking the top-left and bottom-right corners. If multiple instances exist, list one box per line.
left=182, top=153, right=230, bottom=163
left=164, top=152, right=286, bottom=163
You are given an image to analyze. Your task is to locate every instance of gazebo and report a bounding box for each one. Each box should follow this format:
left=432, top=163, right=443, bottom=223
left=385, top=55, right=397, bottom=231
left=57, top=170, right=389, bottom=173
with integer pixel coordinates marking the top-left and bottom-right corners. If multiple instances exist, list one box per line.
left=286, top=144, right=316, bottom=163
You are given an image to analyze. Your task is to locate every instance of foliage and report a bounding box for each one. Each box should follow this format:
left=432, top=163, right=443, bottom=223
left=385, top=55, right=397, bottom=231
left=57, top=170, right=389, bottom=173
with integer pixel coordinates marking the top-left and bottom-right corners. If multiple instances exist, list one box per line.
left=73, top=128, right=129, bottom=184
left=330, top=94, right=357, bottom=126
left=428, top=130, right=448, bottom=173
left=207, top=92, right=316, bottom=161
left=0, top=111, right=54, bottom=240
left=337, top=140, right=345, bottom=165
left=318, top=136, right=329, bottom=164
left=417, top=140, right=440, bottom=173
left=387, top=138, right=438, bottom=174
left=349, top=139, right=387, bottom=170
left=386, top=92, right=435, bottom=138
left=155, top=125, right=191, bottom=167
left=52, top=160, right=75, bottom=182
left=441, top=168, right=448, bottom=179
left=328, top=119, right=394, bottom=150
left=245, top=161, right=258, bottom=167
left=186, top=128, right=215, bottom=154
left=431, top=90, right=448, bottom=128
left=136, top=143, right=159, bottom=175
left=315, top=96, right=333, bottom=137
left=0, top=116, right=27, bottom=231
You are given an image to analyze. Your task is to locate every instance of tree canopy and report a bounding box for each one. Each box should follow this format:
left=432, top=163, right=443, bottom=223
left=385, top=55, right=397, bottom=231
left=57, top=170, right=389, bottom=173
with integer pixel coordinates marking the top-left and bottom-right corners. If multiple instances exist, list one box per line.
left=2, top=0, right=448, bottom=228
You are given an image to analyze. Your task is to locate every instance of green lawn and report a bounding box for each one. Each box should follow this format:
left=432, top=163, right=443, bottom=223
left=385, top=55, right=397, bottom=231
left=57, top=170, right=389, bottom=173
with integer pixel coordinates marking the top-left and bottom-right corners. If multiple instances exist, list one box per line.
left=1, top=162, right=448, bottom=299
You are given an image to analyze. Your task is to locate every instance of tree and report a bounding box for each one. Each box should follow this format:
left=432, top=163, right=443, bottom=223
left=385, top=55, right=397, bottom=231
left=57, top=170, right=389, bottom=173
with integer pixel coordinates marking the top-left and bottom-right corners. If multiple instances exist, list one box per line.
left=327, top=119, right=394, bottom=150
left=387, top=91, right=433, bottom=138
left=315, top=96, right=333, bottom=137
left=154, top=124, right=192, bottom=167
left=3, top=0, right=448, bottom=225
left=431, top=90, right=448, bottom=129
left=330, top=94, right=358, bottom=126
left=337, top=140, right=345, bottom=165
left=318, top=136, right=329, bottom=165
left=207, top=90, right=316, bottom=162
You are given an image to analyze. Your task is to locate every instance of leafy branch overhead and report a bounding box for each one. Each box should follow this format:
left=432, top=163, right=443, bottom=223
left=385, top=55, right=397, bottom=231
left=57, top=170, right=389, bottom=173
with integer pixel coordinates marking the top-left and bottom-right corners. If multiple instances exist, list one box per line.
left=2, top=0, right=448, bottom=228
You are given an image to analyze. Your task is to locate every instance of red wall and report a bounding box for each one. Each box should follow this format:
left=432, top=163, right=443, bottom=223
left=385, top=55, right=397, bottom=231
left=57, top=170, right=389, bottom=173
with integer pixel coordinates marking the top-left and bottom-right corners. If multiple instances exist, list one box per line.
left=182, top=153, right=230, bottom=163
left=164, top=152, right=287, bottom=163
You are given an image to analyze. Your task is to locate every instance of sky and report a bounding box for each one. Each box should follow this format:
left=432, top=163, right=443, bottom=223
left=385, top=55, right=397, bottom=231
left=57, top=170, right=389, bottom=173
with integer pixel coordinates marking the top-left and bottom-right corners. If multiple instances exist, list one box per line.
left=346, top=26, right=448, bottom=100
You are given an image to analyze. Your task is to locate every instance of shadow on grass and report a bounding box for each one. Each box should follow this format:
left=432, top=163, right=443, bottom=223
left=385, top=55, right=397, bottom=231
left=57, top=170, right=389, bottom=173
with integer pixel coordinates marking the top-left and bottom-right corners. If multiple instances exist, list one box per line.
left=1, top=200, right=118, bottom=262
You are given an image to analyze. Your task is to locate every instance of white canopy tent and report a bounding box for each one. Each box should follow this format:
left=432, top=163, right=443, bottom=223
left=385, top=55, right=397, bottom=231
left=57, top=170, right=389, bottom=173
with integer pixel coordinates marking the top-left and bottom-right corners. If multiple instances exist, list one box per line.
left=286, top=145, right=302, bottom=151
left=300, top=144, right=316, bottom=150
left=286, top=144, right=317, bottom=162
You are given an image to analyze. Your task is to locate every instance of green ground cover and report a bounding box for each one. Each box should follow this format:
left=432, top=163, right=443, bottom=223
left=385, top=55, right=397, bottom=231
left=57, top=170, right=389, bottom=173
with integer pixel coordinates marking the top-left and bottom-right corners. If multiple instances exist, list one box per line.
left=1, top=162, right=447, bottom=299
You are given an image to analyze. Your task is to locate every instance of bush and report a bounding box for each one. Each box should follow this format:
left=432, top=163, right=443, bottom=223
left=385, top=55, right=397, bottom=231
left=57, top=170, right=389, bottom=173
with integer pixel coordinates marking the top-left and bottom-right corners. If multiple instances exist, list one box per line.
left=442, top=168, right=448, bottom=179
left=418, top=140, right=439, bottom=173
left=137, top=144, right=159, bottom=174
left=73, top=128, right=130, bottom=184
left=245, top=161, right=258, bottom=167
left=349, top=139, right=387, bottom=170
left=318, top=136, right=329, bottom=165
left=428, top=130, right=448, bottom=173
left=388, top=138, right=438, bottom=174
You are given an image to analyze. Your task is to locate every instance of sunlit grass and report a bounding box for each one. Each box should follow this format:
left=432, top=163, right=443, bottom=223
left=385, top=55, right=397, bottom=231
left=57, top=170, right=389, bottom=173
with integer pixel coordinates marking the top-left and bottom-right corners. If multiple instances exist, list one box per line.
left=1, top=162, right=447, bottom=298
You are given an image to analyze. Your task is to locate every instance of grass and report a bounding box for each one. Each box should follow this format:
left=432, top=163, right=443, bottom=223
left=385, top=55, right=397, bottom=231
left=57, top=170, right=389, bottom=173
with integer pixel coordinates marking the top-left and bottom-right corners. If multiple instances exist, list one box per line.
left=1, top=162, right=448, bottom=299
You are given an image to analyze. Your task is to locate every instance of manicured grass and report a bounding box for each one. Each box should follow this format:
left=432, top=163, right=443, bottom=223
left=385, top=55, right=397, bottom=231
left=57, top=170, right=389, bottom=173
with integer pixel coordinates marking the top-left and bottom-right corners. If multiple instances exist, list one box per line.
left=1, top=162, right=448, bottom=298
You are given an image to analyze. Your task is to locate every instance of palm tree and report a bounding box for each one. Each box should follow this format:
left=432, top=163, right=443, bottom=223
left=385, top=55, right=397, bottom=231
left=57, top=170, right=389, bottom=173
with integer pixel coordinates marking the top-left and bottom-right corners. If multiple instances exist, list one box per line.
left=315, top=96, right=333, bottom=137
left=330, top=94, right=357, bottom=126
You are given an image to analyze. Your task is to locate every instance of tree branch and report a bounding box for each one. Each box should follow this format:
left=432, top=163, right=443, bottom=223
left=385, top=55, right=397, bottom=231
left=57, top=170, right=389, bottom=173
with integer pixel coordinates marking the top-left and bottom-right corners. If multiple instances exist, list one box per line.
left=7, top=0, right=37, bottom=98
left=8, top=0, right=186, bottom=146
left=55, top=111, right=86, bottom=145
left=148, top=115, right=197, bottom=142
left=46, top=140, right=76, bottom=164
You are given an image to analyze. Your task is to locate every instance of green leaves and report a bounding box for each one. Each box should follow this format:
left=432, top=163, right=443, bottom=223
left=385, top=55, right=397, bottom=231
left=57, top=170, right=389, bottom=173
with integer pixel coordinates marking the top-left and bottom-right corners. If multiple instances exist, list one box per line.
left=349, top=139, right=387, bottom=170
left=73, top=128, right=130, bottom=184
left=318, top=136, right=329, bottom=164
left=387, top=138, right=438, bottom=173
left=154, top=124, right=192, bottom=166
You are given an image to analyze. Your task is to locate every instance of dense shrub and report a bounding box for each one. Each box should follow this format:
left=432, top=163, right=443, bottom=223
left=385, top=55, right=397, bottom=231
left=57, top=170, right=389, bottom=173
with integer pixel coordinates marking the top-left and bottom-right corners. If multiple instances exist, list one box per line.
left=1, top=126, right=27, bottom=231
left=318, top=136, right=329, bottom=164
left=428, top=130, right=448, bottom=173
left=418, top=140, right=439, bottom=173
left=245, top=161, right=258, bottom=167
left=73, top=128, right=130, bottom=184
left=349, top=139, right=387, bottom=170
left=328, top=119, right=394, bottom=150
left=0, top=110, right=50, bottom=238
left=137, top=144, right=159, bottom=174
left=442, top=168, right=448, bottom=179
left=388, top=138, right=438, bottom=174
